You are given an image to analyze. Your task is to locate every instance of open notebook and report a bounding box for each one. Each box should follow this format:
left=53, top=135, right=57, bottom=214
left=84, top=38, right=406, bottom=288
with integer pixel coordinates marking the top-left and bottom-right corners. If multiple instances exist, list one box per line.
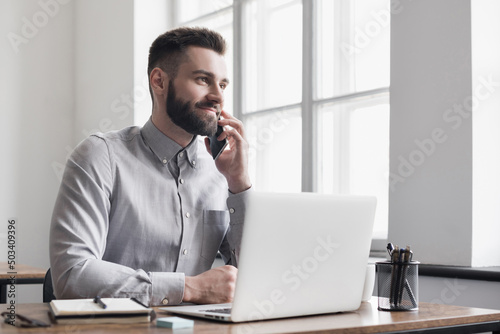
left=49, top=298, right=153, bottom=324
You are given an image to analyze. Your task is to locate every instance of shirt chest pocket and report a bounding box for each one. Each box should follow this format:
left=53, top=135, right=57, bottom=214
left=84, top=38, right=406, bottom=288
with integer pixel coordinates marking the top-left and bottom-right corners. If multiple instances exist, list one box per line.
left=201, top=210, right=230, bottom=261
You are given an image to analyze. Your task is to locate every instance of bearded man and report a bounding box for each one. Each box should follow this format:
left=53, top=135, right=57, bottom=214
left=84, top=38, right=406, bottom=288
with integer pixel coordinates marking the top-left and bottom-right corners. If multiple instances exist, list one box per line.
left=50, top=27, right=251, bottom=306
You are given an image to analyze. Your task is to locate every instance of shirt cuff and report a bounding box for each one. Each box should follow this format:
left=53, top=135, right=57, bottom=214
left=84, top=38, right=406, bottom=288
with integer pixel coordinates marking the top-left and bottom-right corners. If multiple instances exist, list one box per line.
left=226, top=187, right=251, bottom=225
left=150, top=272, right=185, bottom=306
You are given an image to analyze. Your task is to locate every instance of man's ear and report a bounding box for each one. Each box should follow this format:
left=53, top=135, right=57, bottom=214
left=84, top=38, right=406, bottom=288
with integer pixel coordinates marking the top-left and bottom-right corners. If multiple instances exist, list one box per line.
left=150, top=68, right=168, bottom=95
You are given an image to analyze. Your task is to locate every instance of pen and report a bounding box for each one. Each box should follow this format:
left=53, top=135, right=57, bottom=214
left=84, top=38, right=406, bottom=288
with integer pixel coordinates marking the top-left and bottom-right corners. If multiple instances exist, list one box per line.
left=390, top=246, right=399, bottom=306
left=131, top=297, right=148, bottom=308
left=386, top=243, right=394, bottom=258
left=93, top=296, right=107, bottom=309
left=397, top=246, right=410, bottom=305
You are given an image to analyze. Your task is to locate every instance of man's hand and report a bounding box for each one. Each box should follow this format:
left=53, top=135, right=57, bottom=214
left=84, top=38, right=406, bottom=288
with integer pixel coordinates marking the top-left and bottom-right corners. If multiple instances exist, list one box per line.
left=205, top=110, right=251, bottom=194
left=183, top=265, right=238, bottom=304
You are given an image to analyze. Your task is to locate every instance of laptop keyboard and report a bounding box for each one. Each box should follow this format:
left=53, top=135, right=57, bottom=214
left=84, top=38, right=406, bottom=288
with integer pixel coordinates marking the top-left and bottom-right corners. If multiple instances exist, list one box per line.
left=202, top=307, right=232, bottom=314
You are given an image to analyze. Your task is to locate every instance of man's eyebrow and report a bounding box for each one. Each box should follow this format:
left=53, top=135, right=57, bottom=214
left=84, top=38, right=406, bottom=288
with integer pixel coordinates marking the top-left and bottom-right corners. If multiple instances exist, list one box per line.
left=192, top=69, right=230, bottom=85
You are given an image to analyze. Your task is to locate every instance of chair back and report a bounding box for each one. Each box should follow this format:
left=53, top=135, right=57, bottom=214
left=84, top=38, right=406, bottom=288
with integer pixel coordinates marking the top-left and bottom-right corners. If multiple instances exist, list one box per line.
left=43, top=268, right=56, bottom=303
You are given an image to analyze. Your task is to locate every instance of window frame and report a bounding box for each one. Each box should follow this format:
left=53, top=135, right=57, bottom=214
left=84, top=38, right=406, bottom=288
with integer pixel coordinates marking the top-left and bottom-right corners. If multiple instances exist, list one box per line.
left=170, top=0, right=390, bottom=249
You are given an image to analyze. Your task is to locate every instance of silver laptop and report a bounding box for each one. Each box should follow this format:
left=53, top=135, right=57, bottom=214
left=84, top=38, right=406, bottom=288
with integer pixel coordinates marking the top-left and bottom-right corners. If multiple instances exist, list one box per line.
left=161, top=192, right=376, bottom=323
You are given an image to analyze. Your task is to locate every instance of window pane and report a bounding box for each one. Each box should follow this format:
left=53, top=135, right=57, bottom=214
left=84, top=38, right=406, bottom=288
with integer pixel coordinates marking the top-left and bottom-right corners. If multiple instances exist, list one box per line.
left=245, top=108, right=302, bottom=192
left=349, top=103, right=389, bottom=238
left=352, top=0, right=390, bottom=92
left=315, top=0, right=348, bottom=98
left=317, top=97, right=389, bottom=237
left=316, top=0, right=390, bottom=99
left=176, top=0, right=233, bottom=24
left=185, top=10, right=234, bottom=114
left=243, top=0, right=302, bottom=112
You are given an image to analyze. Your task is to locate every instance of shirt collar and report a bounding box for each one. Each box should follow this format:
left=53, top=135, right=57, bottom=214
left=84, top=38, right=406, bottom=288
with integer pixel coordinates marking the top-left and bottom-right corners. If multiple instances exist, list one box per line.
left=141, top=117, right=199, bottom=167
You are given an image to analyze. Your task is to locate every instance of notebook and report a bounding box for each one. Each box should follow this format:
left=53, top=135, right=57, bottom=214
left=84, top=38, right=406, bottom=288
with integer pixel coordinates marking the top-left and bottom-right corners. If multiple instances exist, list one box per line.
left=162, top=192, right=377, bottom=323
left=49, top=298, right=153, bottom=324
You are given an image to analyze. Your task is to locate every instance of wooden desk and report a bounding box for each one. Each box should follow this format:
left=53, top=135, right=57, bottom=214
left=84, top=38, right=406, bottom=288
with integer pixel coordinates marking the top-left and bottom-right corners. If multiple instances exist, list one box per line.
left=0, top=263, right=46, bottom=303
left=2, top=300, right=500, bottom=333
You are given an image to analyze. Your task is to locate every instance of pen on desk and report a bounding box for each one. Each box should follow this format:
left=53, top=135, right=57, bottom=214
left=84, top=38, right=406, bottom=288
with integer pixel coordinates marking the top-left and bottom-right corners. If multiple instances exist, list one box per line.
left=405, top=279, right=418, bottom=308
left=386, top=243, right=394, bottom=258
left=397, top=247, right=409, bottom=305
left=94, top=296, right=107, bottom=309
left=390, top=246, right=399, bottom=306
left=403, top=246, right=417, bottom=307
left=131, top=297, right=148, bottom=308
left=395, top=247, right=404, bottom=307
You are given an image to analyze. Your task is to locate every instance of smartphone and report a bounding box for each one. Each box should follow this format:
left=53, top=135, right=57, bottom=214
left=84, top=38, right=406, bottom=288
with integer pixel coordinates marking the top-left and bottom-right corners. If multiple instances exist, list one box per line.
left=209, top=121, right=228, bottom=160
left=208, top=105, right=228, bottom=160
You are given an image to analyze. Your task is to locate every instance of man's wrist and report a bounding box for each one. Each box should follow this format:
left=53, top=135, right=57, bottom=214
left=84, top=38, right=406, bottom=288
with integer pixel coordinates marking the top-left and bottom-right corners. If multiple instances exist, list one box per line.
left=226, top=173, right=251, bottom=194
left=228, top=180, right=252, bottom=194
left=183, top=276, right=197, bottom=303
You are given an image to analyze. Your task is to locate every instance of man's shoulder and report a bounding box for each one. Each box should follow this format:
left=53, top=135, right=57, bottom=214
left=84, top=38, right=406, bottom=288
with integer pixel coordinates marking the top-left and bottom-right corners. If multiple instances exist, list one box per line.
left=91, top=125, right=142, bottom=143
left=70, top=125, right=143, bottom=165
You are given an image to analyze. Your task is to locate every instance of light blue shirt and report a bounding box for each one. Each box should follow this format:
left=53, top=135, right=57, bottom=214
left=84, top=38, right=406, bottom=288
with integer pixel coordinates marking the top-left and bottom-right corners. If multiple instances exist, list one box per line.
left=50, top=118, right=246, bottom=306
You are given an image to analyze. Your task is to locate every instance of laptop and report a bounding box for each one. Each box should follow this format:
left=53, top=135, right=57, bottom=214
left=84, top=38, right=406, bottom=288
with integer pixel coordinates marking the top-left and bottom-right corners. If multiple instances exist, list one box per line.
left=161, top=192, right=376, bottom=323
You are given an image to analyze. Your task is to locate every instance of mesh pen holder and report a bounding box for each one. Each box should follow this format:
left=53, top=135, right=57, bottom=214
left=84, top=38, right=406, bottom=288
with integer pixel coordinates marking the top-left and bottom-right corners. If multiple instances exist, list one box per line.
left=376, top=261, right=419, bottom=311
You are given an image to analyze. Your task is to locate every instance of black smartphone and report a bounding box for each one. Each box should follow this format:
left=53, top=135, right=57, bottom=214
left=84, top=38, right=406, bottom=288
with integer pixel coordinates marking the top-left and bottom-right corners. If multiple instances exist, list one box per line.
left=208, top=106, right=228, bottom=160
left=209, top=121, right=228, bottom=160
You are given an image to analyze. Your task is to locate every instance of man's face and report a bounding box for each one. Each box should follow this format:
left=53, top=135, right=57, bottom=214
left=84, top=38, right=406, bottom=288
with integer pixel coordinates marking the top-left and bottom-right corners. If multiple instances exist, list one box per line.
left=165, top=46, right=229, bottom=137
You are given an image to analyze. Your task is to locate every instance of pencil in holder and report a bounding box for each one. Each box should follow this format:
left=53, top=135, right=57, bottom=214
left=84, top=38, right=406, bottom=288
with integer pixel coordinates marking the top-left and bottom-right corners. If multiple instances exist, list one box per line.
left=376, top=261, right=419, bottom=311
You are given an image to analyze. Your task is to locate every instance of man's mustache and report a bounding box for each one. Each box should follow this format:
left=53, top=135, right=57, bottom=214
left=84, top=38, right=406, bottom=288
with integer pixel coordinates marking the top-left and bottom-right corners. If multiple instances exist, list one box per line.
left=195, top=101, right=217, bottom=109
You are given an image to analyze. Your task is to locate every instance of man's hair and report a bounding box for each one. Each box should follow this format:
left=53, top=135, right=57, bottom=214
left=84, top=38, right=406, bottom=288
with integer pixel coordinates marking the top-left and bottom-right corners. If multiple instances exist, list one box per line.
left=147, top=27, right=227, bottom=100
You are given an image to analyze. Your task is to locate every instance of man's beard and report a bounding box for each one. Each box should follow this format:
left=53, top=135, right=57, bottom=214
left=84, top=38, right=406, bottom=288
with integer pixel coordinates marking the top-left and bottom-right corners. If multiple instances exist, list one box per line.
left=166, top=80, right=218, bottom=137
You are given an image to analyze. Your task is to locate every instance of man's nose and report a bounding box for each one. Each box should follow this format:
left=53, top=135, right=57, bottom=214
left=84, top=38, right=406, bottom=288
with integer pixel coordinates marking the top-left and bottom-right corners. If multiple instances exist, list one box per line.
left=207, top=85, right=224, bottom=105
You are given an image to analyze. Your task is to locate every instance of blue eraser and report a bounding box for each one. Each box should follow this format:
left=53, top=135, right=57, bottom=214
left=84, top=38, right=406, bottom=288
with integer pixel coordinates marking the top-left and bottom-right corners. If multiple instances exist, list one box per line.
left=156, top=316, right=194, bottom=329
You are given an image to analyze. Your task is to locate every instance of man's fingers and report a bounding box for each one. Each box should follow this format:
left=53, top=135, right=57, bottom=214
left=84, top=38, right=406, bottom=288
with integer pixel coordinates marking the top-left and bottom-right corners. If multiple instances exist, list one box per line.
left=219, top=110, right=246, bottom=138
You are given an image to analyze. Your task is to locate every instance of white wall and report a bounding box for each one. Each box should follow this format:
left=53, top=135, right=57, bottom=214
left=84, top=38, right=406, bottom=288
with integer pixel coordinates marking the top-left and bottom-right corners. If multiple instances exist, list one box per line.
left=73, top=0, right=134, bottom=145
left=0, top=0, right=135, bottom=303
left=389, top=0, right=473, bottom=266
left=471, top=0, right=500, bottom=267
left=389, top=0, right=500, bottom=267
left=133, top=0, right=170, bottom=126
left=1, top=0, right=75, bottom=274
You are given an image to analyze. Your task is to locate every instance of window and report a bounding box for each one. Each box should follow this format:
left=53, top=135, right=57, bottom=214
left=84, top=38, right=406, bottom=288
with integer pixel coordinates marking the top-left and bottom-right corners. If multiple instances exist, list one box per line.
left=168, top=0, right=390, bottom=238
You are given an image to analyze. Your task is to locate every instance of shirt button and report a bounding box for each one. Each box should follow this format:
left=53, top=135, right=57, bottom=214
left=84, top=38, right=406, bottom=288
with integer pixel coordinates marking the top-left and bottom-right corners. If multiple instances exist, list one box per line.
left=229, top=208, right=235, bottom=214
left=192, top=160, right=196, bottom=165
left=179, top=152, right=184, bottom=158
left=185, top=212, right=190, bottom=218
left=162, top=158, right=167, bottom=164
left=183, top=249, right=188, bottom=255
left=161, top=298, right=169, bottom=305
left=179, top=178, right=184, bottom=184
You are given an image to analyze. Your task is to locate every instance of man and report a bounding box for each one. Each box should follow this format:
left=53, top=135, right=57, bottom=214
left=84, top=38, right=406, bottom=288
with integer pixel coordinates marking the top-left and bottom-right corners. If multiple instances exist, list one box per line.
left=50, top=27, right=251, bottom=306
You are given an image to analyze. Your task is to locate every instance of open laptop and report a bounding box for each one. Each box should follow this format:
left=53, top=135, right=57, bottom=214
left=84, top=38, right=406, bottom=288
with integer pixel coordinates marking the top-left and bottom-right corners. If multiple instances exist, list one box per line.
left=162, top=192, right=376, bottom=323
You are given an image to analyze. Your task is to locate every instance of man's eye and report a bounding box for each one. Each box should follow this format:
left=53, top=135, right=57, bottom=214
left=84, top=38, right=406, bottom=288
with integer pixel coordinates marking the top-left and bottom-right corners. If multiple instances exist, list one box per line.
left=197, top=77, right=209, bottom=84
left=220, top=84, right=227, bottom=90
